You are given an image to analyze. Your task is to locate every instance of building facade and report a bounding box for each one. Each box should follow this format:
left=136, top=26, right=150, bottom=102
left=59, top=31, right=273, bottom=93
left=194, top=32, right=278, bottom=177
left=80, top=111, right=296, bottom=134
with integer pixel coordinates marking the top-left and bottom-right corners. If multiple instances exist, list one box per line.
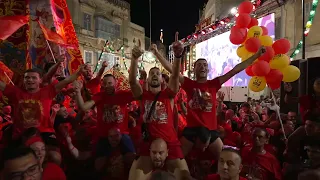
left=66, top=0, right=145, bottom=72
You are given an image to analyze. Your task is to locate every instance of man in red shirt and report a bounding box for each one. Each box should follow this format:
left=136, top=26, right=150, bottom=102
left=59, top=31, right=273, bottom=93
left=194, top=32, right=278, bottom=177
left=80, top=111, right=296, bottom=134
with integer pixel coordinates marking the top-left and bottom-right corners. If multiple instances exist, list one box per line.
left=74, top=73, right=135, bottom=173
left=129, top=36, right=189, bottom=180
left=153, top=43, right=265, bottom=161
left=206, top=147, right=247, bottom=180
left=0, top=66, right=85, bottom=164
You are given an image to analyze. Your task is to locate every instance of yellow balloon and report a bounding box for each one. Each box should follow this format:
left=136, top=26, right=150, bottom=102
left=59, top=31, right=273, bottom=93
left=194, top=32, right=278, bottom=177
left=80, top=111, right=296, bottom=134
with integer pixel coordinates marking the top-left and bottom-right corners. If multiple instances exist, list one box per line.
left=241, top=52, right=255, bottom=62
left=248, top=26, right=263, bottom=38
left=259, top=35, right=273, bottom=46
left=281, top=65, right=301, bottom=82
left=269, top=54, right=290, bottom=70
left=248, top=76, right=267, bottom=92
left=237, top=45, right=250, bottom=58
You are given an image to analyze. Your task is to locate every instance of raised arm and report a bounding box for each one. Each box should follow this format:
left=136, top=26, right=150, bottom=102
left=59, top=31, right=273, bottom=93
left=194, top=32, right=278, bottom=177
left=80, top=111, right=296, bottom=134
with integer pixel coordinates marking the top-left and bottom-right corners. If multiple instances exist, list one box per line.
left=218, top=46, right=266, bottom=84
left=168, top=32, right=183, bottom=93
left=129, top=41, right=144, bottom=99
left=96, top=61, right=108, bottom=80
left=150, top=44, right=184, bottom=83
left=55, top=65, right=85, bottom=92
left=73, top=80, right=95, bottom=111
left=42, top=60, right=63, bottom=84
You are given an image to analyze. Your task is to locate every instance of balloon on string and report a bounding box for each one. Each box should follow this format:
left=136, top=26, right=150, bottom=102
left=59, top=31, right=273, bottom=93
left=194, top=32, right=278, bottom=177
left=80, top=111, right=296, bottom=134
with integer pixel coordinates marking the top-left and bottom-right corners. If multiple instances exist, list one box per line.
left=245, top=65, right=255, bottom=76
left=236, top=13, right=251, bottom=28
left=237, top=45, right=250, bottom=58
left=260, top=26, right=269, bottom=35
left=272, top=38, right=291, bottom=55
left=259, top=35, right=273, bottom=46
left=245, top=37, right=261, bottom=52
left=248, top=17, right=258, bottom=28
left=281, top=65, right=301, bottom=82
left=268, top=81, right=281, bottom=90
left=238, top=1, right=254, bottom=14
left=269, top=54, right=290, bottom=70
left=252, top=61, right=270, bottom=76
left=258, top=46, right=275, bottom=62
left=231, top=26, right=247, bottom=37
left=247, top=26, right=263, bottom=38
left=265, top=69, right=283, bottom=84
left=230, top=32, right=247, bottom=45
left=248, top=76, right=267, bottom=92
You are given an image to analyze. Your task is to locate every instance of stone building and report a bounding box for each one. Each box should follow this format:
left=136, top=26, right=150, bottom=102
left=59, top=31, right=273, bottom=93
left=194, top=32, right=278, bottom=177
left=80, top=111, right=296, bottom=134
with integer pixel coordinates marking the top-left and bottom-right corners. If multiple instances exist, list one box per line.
left=66, top=0, right=146, bottom=72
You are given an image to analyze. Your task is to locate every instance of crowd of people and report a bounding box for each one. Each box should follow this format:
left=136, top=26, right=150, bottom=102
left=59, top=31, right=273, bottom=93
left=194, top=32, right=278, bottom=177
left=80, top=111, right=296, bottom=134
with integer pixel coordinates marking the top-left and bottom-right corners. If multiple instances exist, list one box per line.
left=0, top=36, right=319, bottom=180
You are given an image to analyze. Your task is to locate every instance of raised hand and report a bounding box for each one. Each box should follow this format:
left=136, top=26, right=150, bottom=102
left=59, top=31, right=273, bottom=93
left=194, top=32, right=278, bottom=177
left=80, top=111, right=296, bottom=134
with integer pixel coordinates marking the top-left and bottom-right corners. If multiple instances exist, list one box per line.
left=172, top=32, right=184, bottom=58
left=132, top=39, right=144, bottom=59
left=102, top=61, right=108, bottom=68
left=73, top=80, right=83, bottom=92
left=150, top=44, right=158, bottom=54
left=217, top=91, right=225, bottom=102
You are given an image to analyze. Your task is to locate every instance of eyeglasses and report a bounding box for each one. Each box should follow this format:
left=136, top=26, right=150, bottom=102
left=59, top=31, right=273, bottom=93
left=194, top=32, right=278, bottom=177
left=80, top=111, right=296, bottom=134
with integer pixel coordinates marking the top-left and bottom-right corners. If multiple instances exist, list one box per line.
left=7, top=164, right=40, bottom=180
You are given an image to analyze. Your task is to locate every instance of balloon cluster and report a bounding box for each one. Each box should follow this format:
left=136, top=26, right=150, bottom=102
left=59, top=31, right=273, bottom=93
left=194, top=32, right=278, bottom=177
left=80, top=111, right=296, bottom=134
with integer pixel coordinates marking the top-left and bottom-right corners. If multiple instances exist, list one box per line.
left=229, top=1, right=301, bottom=92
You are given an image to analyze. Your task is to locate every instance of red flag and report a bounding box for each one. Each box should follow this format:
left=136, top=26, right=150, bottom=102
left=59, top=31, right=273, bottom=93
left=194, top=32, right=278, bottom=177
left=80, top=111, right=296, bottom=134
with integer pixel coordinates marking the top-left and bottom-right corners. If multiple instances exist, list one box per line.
left=0, top=61, right=14, bottom=84
left=0, top=16, right=28, bottom=40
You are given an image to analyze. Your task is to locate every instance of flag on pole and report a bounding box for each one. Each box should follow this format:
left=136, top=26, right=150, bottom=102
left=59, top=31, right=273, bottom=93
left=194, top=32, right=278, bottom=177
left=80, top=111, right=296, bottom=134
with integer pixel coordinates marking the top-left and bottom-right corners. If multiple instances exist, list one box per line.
left=160, top=29, right=164, bottom=43
left=0, top=61, right=14, bottom=85
left=0, top=16, right=28, bottom=40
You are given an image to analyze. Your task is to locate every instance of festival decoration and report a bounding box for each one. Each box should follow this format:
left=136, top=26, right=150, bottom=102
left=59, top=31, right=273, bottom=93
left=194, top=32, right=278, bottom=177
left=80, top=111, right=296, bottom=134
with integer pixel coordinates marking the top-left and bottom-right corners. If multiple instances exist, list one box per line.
left=238, top=1, right=254, bottom=14
left=290, top=0, right=319, bottom=59
left=229, top=0, right=300, bottom=92
left=0, top=16, right=28, bottom=40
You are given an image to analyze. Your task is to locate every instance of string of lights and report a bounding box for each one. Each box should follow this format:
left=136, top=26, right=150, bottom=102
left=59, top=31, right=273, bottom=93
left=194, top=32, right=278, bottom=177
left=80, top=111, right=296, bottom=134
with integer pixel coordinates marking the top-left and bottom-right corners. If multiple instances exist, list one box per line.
left=289, top=0, right=319, bottom=60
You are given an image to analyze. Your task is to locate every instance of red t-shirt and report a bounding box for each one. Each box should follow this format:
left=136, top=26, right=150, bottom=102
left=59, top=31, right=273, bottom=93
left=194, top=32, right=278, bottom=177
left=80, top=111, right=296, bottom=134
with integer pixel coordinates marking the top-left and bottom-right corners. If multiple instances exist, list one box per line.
left=241, top=147, right=282, bottom=180
left=3, top=84, right=57, bottom=137
left=42, top=162, right=66, bottom=180
left=206, top=174, right=247, bottom=180
left=92, top=91, right=133, bottom=137
left=140, top=88, right=178, bottom=142
left=182, top=77, right=221, bottom=130
left=299, top=95, right=320, bottom=122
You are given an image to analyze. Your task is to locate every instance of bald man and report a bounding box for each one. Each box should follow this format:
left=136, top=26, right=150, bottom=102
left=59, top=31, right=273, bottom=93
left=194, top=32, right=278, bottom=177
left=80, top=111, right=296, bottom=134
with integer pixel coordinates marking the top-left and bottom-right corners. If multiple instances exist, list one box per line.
left=150, top=138, right=169, bottom=169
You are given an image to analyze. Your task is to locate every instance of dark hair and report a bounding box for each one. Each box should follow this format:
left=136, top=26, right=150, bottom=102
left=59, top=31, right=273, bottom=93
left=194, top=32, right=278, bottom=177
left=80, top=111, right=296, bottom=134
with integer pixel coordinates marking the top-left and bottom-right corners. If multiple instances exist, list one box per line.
left=194, top=58, right=207, bottom=67
left=149, top=67, right=160, bottom=73
left=304, top=111, right=320, bottom=123
left=103, top=74, right=115, bottom=80
left=24, top=69, right=42, bottom=77
left=3, top=146, right=37, bottom=162
left=253, top=127, right=270, bottom=138
left=241, top=102, right=250, bottom=108
left=22, top=127, right=40, bottom=139
left=304, top=136, right=320, bottom=147
left=222, top=147, right=242, bottom=163
left=150, top=170, right=176, bottom=180
left=198, top=127, right=211, bottom=143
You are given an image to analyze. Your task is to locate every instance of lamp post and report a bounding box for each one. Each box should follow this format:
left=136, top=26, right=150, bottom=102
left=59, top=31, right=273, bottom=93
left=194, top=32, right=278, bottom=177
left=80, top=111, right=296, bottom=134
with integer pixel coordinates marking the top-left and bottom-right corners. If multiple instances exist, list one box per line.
left=302, top=0, right=306, bottom=59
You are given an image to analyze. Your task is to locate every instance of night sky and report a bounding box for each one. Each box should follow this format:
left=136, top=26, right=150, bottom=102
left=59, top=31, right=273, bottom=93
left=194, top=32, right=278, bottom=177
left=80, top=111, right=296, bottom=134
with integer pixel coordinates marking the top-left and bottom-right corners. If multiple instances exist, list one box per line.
left=128, top=0, right=207, bottom=46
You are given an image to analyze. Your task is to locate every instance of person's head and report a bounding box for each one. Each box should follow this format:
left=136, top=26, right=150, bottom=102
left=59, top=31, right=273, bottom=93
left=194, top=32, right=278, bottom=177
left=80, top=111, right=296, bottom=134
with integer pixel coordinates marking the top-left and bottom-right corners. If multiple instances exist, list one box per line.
left=107, top=128, right=122, bottom=148
left=2, top=105, right=11, bottom=115
left=139, top=70, right=147, bottom=80
left=3, top=147, right=42, bottom=180
left=304, top=112, right=320, bottom=136
left=247, top=97, right=252, bottom=103
left=194, top=58, right=208, bottom=80
left=25, top=136, right=46, bottom=165
left=240, top=102, right=250, bottom=114
left=260, top=95, right=264, bottom=101
left=252, top=128, right=269, bottom=147
left=83, top=63, right=93, bottom=81
left=304, top=136, right=320, bottom=162
left=194, top=127, right=211, bottom=152
left=218, top=147, right=242, bottom=180
left=149, top=170, right=176, bottom=180
left=149, top=138, right=168, bottom=168
left=24, top=69, right=42, bottom=91
left=287, top=111, right=297, bottom=123
left=148, top=67, right=162, bottom=88
left=225, top=109, right=235, bottom=120
left=57, top=105, right=68, bottom=118
left=313, top=78, right=320, bottom=94
left=298, top=170, right=320, bottom=180
left=101, top=74, right=116, bottom=94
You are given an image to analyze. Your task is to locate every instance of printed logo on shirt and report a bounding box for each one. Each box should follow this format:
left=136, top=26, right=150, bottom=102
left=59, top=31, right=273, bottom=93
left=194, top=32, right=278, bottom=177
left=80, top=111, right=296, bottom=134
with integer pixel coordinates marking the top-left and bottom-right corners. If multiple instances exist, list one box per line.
left=102, top=105, right=124, bottom=123
left=143, top=100, right=168, bottom=124
left=188, top=88, right=213, bottom=112
left=18, top=99, right=43, bottom=128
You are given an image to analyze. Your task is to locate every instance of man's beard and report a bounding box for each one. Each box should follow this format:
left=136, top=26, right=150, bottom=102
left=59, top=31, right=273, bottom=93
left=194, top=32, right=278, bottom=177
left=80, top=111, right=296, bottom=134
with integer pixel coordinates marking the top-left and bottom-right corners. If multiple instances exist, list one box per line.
left=150, top=83, right=160, bottom=88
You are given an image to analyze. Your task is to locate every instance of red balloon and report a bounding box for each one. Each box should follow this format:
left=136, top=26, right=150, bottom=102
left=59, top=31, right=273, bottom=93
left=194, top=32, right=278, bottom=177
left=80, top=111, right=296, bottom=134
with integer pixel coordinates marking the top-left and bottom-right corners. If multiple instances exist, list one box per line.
left=236, top=13, right=251, bottom=28
left=231, top=26, right=247, bottom=37
left=268, top=81, right=281, bottom=90
left=260, top=26, right=268, bottom=35
left=258, top=46, right=275, bottom=62
left=238, top=1, right=254, bottom=14
left=245, top=66, right=255, bottom=76
left=229, top=31, right=246, bottom=45
left=265, top=69, right=283, bottom=84
left=248, top=18, right=258, bottom=28
left=252, top=61, right=270, bottom=76
left=245, top=37, right=261, bottom=52
left=272, top=38, right=291, bottom=55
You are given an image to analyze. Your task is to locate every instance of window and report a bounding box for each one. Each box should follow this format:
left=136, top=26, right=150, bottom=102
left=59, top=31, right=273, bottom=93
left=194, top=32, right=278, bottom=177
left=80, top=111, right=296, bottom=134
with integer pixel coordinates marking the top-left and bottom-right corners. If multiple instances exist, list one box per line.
left=275, top=17, right=281, bottom=40
left=305, top=2, right=312, bottom=24
left=83, top=13, right=92, bottom=30
left=84, top=51, right=93, bottom=64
